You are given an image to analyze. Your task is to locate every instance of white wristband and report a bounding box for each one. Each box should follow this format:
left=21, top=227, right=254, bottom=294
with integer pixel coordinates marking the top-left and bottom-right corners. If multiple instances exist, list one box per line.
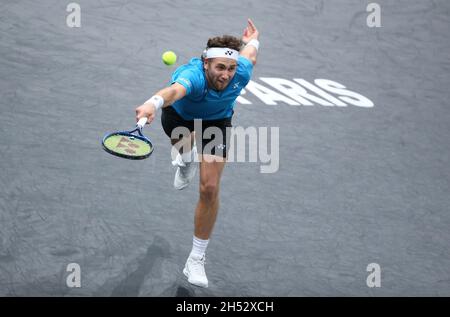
left=144, top=95, right=164, bottom=111
left=246, top=39, right=259, bottom=51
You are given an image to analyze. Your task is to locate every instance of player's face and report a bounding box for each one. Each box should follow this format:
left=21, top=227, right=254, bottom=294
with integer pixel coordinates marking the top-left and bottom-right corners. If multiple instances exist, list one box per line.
left=204, top=58, right=237, bottom=91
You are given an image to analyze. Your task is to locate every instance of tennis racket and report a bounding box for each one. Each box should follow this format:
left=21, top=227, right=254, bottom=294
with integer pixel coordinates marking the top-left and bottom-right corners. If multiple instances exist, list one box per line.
left=102, top=117, right=153, bottom=160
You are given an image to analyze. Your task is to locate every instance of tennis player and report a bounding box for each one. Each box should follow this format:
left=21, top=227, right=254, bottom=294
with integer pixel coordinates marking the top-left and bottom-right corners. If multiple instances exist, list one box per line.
left=135, top=18, right=259, bottom=288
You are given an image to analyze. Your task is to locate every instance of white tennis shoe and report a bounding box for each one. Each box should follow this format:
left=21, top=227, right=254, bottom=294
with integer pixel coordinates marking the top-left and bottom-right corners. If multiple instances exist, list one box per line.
left=183, top=253, right=208, bottom=288
left=172, top=145, right=197, bottom=190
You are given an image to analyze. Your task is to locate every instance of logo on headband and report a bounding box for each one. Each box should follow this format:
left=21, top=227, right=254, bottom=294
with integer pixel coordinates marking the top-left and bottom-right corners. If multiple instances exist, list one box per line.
left=205, top=47, right=239, bottom=60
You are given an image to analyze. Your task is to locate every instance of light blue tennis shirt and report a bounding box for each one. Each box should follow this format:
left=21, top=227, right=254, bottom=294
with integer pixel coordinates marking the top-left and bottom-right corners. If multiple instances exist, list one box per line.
left=170, top=56, right=253, bottom=120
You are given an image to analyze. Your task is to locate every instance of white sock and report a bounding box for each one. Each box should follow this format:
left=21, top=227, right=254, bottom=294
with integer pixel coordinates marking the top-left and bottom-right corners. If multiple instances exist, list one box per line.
left=181, top=149, right=193, bottom=163
left=190, top=236, right=209, bottom=259
left=181, top=143, right=197, bottom=163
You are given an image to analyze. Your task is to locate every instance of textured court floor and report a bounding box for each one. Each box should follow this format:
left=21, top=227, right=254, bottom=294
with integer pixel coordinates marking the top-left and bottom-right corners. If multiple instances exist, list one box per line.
left=1, top=0, right=450, bottom=296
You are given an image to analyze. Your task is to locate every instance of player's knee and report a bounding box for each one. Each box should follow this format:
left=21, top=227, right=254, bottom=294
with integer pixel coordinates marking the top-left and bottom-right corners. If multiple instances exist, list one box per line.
left=199, top=181, right=219, bottom=202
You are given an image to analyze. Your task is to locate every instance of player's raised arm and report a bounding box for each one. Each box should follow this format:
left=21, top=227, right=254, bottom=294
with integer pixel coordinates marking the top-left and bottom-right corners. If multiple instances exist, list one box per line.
left=135, top=83, right=187, bottom=124
left=239, top=18, right=260, bottom=65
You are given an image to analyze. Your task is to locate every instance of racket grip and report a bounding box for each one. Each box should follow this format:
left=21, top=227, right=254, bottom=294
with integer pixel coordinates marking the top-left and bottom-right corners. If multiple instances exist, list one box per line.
left=137, top=117, right=148, bottom=129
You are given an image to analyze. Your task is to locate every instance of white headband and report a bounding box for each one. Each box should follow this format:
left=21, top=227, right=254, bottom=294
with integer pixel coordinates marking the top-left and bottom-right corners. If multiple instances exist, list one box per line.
left=204, top=47, right=239, bottom=60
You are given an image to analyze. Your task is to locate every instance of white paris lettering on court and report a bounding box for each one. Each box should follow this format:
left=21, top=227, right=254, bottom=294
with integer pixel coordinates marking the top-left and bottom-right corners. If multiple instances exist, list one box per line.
left=237, top=78, right=374, bottom=108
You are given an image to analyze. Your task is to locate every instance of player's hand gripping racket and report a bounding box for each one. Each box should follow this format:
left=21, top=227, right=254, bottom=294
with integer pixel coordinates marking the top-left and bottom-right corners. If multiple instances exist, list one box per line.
left=102, top=117, right=153, bottom=160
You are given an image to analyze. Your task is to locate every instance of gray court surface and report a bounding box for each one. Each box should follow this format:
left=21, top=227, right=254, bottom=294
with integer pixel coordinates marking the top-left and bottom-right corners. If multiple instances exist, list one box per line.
left=1, top=0, right=450, bottom=297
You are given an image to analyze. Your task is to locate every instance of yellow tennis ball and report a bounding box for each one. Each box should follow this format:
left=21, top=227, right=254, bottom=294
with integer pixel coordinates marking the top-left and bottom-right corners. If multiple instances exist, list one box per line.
left=162, top=51, right=177, bottom=66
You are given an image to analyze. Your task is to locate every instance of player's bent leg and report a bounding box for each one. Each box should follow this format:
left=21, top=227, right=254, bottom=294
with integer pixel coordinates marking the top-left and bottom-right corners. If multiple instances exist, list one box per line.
left=161, top=107, right=198, bottom=189
left=170, top=132, right=195, bottom=153
left=171, top=133, right=198, bottom=190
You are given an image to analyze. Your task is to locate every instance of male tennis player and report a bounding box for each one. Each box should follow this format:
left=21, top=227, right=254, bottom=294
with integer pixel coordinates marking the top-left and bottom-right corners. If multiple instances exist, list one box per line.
left=135, top=19, right=259, bottom=288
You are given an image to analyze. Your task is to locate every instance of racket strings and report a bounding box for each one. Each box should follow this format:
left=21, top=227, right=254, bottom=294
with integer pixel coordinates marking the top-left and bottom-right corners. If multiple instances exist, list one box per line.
left=103, top=134, right=152, bottom=158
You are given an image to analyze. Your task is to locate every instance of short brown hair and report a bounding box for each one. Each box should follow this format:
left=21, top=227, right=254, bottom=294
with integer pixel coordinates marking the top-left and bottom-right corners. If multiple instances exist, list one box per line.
left=202, top=35, right=243, bottom=60
left=206, top=35, right=243, bottom=51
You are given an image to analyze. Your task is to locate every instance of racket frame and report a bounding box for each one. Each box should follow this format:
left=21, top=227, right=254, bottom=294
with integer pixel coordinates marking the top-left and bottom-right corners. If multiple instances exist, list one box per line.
left=102, top=125, right=153, bottom=160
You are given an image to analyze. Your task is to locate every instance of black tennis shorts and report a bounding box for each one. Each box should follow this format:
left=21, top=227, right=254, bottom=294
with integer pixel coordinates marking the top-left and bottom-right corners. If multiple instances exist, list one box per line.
left=161, top=106, right=232, bottom=158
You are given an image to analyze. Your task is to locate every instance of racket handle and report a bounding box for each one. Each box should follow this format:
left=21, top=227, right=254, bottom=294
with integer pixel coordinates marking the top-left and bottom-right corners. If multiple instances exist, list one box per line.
left=137, top=117, right=148, bottom=129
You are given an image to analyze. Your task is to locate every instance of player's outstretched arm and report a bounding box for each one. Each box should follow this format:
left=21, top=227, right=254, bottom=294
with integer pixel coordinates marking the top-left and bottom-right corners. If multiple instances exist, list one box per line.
left=135, top=83, right=186, bottom=124
left=240, top=18, right=259, bottom=65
